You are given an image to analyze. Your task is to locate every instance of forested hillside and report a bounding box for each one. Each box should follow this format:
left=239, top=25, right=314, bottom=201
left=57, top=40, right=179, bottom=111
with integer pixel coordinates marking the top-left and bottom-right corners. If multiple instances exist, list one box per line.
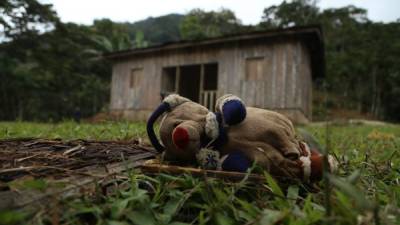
left=124, top=14, right=183, bottom=44
left=1, top=0, right=399, bottom=121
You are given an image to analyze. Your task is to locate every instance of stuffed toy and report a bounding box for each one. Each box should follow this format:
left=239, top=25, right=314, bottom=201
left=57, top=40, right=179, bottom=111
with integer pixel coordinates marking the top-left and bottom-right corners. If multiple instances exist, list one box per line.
left=147, top=94, right=337, bottom=183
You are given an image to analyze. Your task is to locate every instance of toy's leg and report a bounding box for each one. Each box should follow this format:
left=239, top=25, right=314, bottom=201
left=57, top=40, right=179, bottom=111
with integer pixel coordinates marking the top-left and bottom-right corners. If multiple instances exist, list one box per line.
left=218, top=151, right=251, bottom=172
left=263, top=126, right=301, bottom=160
left=250, top=144, right=304, bottom=180
left=219, top=142, right=303, bottom=178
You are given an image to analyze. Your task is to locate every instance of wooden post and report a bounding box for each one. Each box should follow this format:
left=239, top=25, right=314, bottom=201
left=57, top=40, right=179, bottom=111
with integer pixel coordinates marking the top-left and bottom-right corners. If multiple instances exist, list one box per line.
left=175, top=66, right=180, bottom=93
left=199, top=64, right=204, bottom=104
left=210, top=91, right=215, bottom=110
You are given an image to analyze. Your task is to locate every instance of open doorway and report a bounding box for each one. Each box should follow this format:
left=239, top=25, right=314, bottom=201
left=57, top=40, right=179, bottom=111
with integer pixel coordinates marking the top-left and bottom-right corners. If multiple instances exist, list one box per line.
left=161, top=63, right=218, bottom=109
left=179, top=65, right=201, bottom=102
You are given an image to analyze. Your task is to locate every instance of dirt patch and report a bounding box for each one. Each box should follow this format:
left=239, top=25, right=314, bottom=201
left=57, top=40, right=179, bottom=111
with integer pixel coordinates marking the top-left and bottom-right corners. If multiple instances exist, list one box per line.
left=0, top=138, right=157, bottom=182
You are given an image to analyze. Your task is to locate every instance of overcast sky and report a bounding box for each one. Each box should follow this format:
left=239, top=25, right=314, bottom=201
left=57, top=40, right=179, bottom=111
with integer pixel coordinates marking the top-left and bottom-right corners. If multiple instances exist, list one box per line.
left=39, top=0, right=399, bottom=25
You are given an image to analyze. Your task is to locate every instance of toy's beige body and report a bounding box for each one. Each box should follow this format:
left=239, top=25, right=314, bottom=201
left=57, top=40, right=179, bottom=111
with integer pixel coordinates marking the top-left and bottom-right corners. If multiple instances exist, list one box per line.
left=221, top=107, right=304, bottom=178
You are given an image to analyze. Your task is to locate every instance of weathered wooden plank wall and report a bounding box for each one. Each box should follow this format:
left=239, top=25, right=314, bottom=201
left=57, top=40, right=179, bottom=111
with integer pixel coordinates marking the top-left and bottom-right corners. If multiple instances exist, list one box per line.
left=109, top=38, right=313, bottom=121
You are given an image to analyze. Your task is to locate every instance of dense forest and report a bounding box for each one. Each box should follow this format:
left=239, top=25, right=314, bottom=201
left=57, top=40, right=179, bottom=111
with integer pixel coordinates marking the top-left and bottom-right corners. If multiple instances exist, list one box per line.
left=1, top=0, right=399, bottom=121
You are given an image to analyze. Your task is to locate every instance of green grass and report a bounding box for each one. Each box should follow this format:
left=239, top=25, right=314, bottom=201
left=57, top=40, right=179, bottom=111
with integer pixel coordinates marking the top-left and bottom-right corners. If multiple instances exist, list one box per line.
left=0, top=122, right=399, bottom=225
left=0, top=121, right=147, bottom=140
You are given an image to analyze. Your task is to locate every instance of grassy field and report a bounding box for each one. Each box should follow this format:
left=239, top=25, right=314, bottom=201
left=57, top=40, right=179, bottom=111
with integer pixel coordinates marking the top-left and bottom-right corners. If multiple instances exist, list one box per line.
left=0, top=121, right=148, bottom=141
left=0, top=121, right=399, bottom=225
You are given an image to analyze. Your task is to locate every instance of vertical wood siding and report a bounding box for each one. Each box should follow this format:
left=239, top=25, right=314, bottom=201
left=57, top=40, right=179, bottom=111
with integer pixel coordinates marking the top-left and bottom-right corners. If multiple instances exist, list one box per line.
left=110, top=39, right=313, bottom=121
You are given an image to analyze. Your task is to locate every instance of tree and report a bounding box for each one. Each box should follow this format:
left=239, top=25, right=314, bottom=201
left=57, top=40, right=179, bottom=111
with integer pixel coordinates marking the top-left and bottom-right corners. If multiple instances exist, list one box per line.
left=259, top=1, right=400, bottom=120
left=125, top=14, right=183, bottom=45
left=180, top=8, right=242, bottom=40
left=260, top=0, right=319, bottom=28
left=0, top=0, right=58, bottom=40
left=90, top=19, right=133, bottom=52
left=134, top=31, right=148, bottom=48
left=0, top=21, right=111, bottom=121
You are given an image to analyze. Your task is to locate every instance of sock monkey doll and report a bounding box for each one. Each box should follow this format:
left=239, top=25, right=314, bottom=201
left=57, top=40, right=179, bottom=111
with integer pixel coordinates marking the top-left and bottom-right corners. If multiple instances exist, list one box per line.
left=147, top=94, right=337, bottom=183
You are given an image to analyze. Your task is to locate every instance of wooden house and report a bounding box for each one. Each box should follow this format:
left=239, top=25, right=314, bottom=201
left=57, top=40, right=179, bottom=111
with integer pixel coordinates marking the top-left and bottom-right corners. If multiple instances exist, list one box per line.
left=104, top=26, right=325, bottom=123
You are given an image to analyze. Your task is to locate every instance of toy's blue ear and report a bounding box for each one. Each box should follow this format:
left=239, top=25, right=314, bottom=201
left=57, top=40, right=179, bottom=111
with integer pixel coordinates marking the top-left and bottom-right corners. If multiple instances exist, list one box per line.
left=216, top=95, right=246, bottom=126
left=219, top=151, right=251, bottom=172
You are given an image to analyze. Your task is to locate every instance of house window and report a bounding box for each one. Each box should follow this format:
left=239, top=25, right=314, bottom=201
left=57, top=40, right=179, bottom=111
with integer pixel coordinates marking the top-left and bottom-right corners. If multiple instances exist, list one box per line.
left=245, top=57, right=264, bottom=81
left=130, top=68, right=143, bottom=88
left=161, top=67, right=177, bottom=92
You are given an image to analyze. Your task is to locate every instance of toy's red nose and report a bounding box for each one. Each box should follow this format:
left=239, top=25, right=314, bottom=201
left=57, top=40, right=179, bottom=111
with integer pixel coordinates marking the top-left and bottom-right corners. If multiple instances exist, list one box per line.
left=172, top=127, right=189, bottom=149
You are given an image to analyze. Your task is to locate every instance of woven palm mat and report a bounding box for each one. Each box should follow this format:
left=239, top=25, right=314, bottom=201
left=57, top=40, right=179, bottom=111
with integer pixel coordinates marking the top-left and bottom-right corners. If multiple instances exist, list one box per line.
left=0, top=138, right=157, bottom=182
